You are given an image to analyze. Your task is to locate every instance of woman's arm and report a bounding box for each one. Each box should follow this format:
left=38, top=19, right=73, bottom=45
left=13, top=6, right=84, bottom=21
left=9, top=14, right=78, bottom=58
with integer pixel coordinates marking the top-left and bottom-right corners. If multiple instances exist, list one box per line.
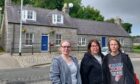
left=50, top=58, right=61, bottom=84
left=80, top=55, right=90, bottom=84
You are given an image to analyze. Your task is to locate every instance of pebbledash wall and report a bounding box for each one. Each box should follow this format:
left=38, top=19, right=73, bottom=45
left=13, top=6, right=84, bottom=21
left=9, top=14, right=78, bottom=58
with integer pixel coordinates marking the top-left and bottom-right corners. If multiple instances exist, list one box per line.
left=5, top=23, right=132, bottom=53
left=5, top=23, right=78, bottom=52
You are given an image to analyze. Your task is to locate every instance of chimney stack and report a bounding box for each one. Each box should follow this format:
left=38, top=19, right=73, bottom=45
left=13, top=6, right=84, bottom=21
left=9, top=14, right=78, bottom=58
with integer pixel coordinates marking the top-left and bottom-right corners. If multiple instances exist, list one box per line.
left=5, top=0, right=12, bottom=6
left=114, top=17, right=122, bottom=25
left=62, top=3, right=69, bottom=13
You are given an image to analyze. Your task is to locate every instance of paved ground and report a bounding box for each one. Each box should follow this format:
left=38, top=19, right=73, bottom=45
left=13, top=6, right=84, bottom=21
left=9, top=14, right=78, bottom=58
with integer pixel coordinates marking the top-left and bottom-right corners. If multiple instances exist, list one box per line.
left=0, top=58, right=139, bottom=84
left=0, top=52, right=139, bottom=84
left=0, top=52, right=139, bottom=69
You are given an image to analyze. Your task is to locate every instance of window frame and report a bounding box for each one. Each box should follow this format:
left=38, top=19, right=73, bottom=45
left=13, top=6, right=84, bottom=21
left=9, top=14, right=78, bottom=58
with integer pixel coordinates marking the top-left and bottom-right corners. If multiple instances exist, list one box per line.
left=24, top=33, right=34, bottom=46
left=78, top=37, right=86, bottom=46
left=22, top=10, right=36, bottom=21
left=55, top=34, right=62, bottom=46
left=52, top=14, right=64, bottom=24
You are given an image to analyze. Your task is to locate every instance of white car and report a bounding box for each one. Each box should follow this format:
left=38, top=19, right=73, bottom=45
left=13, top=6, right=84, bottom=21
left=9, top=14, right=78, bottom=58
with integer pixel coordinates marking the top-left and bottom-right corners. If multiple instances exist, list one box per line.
left=101, top=47, right=109, bottom=55
left=101, top=47, right=125, bottom=56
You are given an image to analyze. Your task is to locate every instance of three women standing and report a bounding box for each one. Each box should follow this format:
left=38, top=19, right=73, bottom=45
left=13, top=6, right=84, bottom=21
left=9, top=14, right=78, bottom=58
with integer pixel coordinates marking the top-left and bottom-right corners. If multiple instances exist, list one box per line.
left=50, top=38, right=135, bottom=84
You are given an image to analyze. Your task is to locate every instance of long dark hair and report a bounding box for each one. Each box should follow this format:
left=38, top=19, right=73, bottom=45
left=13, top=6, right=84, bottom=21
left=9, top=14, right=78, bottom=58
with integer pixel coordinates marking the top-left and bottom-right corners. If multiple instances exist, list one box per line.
left=87, top=39, right=102, bottom=54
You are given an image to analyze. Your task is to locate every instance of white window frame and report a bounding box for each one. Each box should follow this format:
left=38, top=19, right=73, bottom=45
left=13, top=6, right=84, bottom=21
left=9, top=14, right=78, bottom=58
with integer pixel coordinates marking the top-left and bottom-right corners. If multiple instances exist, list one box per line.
left=78, top=37, right=86, bottom=46
left=22, top=10, right=36, bottom=21
left=25, top=33, right=34, bottom=46
left=56, top=34, right=61, bottom=46
left=52, top=14, right=64, bottom=24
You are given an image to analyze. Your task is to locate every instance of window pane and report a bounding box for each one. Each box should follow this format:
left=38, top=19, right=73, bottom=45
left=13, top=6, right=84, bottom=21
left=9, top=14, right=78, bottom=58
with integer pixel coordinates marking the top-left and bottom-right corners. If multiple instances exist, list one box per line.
left=57, top=15, right=61, bottom=22
left=56, top=34, right=61, bottom=45
left=27, top=11, right=33, bottom=19
left=25, top=33, right=33, bottom=45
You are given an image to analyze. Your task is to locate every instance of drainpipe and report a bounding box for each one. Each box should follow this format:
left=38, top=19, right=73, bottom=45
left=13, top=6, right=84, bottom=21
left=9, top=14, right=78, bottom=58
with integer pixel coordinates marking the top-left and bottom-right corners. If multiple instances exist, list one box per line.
left=11, top=24, right=15, bottom=55
left=0, top=7, right=2, bottom=28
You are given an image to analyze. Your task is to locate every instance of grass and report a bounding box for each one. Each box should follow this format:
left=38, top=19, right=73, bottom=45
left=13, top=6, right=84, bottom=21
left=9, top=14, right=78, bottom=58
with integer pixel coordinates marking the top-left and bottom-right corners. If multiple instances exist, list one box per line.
left=0, top=47, right=4, bottom=52
left=132, top=45, right=140, bottom=53
left=133, top=49, right=140, bottom=53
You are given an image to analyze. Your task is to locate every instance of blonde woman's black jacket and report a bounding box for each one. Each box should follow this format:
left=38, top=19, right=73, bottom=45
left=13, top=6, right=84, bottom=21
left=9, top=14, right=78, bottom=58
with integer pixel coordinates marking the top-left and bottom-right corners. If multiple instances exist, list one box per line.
left=80, top=52, right=104, bottom=84
left=102, top=52, right=135, bottom=84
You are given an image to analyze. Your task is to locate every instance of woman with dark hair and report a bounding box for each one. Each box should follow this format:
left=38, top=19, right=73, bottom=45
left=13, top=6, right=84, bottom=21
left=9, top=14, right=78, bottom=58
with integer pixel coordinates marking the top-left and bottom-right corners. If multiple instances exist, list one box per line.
left=103, top=38, right=135, bottom=84
left=80, top=39, right=104, bottom=84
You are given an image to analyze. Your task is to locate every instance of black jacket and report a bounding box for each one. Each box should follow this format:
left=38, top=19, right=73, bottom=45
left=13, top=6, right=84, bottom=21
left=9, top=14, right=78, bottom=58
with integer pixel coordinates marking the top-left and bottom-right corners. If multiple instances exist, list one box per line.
left=103, top=52, right=135, bottom=84
left=80, top=52, right=104, bottom=84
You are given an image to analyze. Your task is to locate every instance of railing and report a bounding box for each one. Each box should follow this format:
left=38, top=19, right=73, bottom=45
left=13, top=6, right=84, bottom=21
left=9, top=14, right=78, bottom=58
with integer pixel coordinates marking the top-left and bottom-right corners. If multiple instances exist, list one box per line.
left=10, top=43, right=87, bottom=55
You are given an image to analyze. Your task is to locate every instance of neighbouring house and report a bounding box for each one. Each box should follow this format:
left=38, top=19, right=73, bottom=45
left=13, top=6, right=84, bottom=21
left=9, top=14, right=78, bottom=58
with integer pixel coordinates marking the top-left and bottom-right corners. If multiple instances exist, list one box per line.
left=0, top=0, right=132, bottom=53
left=133, top=37, right=140, bottom=46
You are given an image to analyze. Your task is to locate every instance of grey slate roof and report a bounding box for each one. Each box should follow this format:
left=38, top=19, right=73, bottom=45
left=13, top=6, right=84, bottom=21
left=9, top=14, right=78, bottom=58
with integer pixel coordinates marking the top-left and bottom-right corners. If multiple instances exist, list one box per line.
left=6, top=5, right=129, bottom=37
left=72, top=18, right=129, bottom=36
left=7, top=5, right=75, bottom=28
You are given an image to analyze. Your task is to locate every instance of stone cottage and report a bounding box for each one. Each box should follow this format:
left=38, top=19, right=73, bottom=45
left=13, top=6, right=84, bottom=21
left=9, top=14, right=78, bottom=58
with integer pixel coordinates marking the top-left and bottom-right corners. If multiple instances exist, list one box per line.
left=0, top=0, right=132, bottom=53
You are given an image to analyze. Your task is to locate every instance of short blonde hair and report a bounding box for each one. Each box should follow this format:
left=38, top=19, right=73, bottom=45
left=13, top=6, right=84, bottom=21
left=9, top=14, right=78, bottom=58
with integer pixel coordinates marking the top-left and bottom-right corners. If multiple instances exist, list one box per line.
left=60, top=40, right=71, bottom=47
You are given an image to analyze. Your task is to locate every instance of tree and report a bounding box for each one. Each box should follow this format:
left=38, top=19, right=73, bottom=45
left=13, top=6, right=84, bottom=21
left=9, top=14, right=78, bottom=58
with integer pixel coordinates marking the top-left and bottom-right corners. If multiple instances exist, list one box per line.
left=32, top=0, right=64, bottom=11
left=11, top=0, right=64, bottom=11
left=0, top=0, right=4, bottom=13
left=75, top=6, right=104, bottom=21
left=105, top=18, right=132, bottom=34
left=12, top=0, right=32, bottom=5
left=64, top=0, right=104, bottom=21
left=122, top=23, right=132, bottom=34
left=105, top=18, right=115, bottom=23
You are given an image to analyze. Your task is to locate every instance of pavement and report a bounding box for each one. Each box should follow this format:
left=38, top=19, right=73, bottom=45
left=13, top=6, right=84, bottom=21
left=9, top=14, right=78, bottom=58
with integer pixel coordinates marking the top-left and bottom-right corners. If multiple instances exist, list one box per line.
left=0, top=52, right=139, bottom=69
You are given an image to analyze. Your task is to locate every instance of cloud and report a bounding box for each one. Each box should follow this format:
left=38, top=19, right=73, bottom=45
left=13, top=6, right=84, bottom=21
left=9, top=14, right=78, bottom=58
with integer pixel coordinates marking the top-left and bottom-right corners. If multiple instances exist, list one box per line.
left=82, top=0, right=140, bottom=35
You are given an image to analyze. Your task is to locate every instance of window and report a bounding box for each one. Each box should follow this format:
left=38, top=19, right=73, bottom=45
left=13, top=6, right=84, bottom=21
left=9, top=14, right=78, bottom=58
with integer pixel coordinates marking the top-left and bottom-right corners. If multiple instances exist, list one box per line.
left=119, top=38, right=124, bottom=46
left=78, top=37, right=86, bottom=46
left=56, top=34, right=61, bottom=46
left=25, top=33, right=34, bottom=46
left=96, top=37, right=101, bottom=45
left=52, top=14, right=63, bottom=24
left=27, top=11, right=33, bottom=19
left=22, top=10, right=36, bottom=21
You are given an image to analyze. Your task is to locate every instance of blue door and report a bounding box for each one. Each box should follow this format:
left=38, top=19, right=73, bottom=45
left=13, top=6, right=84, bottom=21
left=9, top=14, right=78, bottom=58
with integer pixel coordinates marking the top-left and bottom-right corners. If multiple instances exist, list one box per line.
left=102, top=37, right=106, bottom=47
left=41, top=35, right=49, bottom=51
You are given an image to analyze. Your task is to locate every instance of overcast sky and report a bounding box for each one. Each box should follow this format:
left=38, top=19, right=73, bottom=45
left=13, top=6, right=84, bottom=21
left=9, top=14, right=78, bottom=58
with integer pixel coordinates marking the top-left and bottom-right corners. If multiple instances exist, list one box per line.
left=82, top=0, right=140, bottom=36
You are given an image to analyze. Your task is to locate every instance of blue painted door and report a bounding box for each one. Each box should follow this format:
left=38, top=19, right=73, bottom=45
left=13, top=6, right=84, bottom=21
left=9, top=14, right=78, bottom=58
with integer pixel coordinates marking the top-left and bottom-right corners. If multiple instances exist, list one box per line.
left=41, top=35, right=49, bottom=51
left=102, top=37, right=106, bottom=47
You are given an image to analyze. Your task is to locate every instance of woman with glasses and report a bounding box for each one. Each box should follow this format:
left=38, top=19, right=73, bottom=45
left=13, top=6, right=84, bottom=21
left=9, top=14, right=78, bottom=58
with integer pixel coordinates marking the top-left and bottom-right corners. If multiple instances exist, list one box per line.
left=50, top=40, right=81, bottom=84
left=80, top=39, right=104, bottom=84
left=103, top=38, right=135, bottom=84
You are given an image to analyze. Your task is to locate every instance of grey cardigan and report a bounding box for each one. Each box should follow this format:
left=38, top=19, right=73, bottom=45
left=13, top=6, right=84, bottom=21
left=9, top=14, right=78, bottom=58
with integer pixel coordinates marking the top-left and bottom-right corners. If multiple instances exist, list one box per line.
left=50, top=56, right=81, bottom=84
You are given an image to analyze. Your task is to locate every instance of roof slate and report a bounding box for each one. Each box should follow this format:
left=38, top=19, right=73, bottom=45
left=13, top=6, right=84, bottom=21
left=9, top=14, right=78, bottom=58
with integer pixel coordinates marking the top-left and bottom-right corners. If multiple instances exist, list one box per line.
left=6, top=5, right=129, bottom=37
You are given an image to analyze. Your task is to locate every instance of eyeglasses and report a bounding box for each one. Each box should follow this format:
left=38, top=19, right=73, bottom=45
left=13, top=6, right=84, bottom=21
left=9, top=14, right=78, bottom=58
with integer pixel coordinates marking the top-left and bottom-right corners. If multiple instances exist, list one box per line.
left=91, top=45, right=99, bottom=47
left=61, top=46, right=71, bottom=48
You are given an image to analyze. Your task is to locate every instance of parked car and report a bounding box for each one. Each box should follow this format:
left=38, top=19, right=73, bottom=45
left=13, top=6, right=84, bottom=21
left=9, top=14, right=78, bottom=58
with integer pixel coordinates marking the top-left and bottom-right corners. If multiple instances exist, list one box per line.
left=101, top=47, right=109, bottom=55
left=101, top=47, right=125, bottom=56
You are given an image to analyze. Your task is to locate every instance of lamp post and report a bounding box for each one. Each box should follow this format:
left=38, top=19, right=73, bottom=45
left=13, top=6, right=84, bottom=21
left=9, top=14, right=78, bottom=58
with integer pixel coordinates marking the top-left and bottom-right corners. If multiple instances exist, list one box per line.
left=0, top=7, right=2, bottom=26
left=19, top=0, right=23, bottom=56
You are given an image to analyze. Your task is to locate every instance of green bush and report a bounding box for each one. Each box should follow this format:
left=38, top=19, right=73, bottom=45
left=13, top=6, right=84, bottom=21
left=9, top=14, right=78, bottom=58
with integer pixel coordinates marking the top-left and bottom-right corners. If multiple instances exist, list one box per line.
left=0, top=47, right=4, bottom=52
left=133, top=45, right=140, bottom=49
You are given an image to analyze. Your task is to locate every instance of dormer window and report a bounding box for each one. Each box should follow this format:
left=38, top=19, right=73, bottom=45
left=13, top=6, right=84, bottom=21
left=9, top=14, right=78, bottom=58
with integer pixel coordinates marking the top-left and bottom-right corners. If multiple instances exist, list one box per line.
left=52, top=14, right=64, bottom=24
left=22, top=10, right=36, bottom=22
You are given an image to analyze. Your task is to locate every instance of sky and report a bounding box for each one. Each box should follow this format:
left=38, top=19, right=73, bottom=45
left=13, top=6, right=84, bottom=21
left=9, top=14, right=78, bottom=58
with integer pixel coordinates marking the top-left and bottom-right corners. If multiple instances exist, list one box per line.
left=82, top=0, right=140, bottom=36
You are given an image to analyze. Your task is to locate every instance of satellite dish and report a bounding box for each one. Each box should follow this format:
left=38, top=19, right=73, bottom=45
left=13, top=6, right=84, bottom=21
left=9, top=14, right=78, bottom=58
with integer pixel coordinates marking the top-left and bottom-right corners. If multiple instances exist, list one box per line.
left=69, top=3, right=73, bottom=8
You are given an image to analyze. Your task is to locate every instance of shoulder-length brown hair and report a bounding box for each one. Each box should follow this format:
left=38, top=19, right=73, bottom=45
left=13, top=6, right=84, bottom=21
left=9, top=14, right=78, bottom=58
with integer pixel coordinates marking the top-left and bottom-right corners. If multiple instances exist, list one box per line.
left=87, top=39, right=102, bottom=54
left=108, top=38, right=122, bottom=52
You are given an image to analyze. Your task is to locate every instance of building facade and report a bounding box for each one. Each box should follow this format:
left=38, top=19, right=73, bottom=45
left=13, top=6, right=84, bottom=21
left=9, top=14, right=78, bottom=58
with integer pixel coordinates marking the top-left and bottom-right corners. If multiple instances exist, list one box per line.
left=0, top=3, right=132, bottom=53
